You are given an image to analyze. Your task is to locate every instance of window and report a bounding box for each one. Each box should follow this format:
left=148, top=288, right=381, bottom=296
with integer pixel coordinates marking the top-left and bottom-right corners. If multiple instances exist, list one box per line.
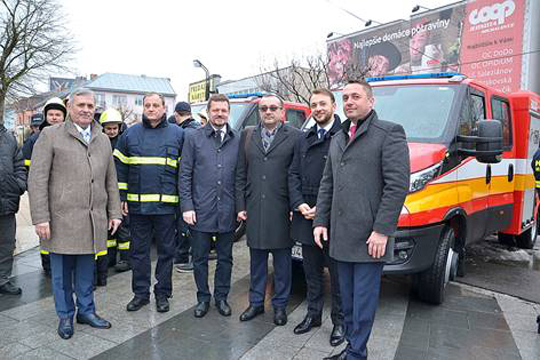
left=286, top=110, right=307, bottom=129
left=491, top=97, right=512, bottom=149
left=135, top=96, right=143, bottom=106
left=113, top=95, right=127, bottom=107
left=243, top=109, right=259, bottom=128
left=470, top=93, right=486, bottom=127
left=95, top=93, right=106, bottom=109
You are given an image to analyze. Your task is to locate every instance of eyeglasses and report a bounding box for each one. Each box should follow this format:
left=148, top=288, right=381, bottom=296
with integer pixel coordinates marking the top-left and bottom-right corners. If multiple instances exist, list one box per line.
left=259, top=105, right=282, bottom=112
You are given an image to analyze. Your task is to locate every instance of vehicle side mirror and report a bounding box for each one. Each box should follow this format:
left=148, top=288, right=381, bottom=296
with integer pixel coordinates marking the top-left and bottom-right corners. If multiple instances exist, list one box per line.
left=457, top=119, right=503, bottom=163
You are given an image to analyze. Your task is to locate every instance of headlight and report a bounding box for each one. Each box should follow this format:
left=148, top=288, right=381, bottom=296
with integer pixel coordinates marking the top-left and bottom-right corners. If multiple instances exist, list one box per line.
left=409, top=162, right=442, bottom=193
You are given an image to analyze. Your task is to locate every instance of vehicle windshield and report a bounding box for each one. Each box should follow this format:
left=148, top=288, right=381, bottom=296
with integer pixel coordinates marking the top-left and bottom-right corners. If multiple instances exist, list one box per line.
left=190, top=102, right=252, bottom=129
left=329, top=85, right=458, bottom=143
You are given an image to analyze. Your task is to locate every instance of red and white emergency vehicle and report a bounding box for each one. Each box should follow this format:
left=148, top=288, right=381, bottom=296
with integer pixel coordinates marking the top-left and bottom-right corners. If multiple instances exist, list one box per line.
left=299, top=72, right=540, bottom=304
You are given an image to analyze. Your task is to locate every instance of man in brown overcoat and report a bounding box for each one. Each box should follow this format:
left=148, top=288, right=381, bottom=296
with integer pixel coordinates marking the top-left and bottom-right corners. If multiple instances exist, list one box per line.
left=28, top=89, right=122, bottom=340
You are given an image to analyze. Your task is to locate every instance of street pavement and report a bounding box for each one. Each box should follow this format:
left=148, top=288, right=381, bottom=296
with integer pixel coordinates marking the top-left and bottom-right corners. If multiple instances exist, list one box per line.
left=2, top=198, right=540, bottom=359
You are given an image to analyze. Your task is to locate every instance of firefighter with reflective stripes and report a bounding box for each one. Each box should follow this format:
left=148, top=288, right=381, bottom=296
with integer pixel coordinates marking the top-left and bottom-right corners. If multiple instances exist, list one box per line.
left=114, top=93, right=183, bottom=313
left=22, top=97, right=66, bottom=277
left=533, top=146, right=540, bottom=197
left=93, top=109, right=132, bottom=286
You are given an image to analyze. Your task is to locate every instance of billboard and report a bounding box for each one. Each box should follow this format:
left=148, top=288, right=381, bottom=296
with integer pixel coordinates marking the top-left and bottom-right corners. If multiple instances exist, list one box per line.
left=327, top=0, right=531, bottom=93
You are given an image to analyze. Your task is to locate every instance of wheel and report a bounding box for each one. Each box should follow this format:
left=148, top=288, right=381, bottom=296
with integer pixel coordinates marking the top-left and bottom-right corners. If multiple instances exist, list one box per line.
left=414, top=226, right=459, bottom=305
left=515, top=220, right=537, bottom=249
left=498, top=232, right=516, bottom=246
left=234, top=220, right=246, bottom=242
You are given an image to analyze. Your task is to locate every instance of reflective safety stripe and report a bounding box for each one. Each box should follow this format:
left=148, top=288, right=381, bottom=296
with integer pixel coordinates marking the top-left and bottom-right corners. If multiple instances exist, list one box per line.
left=118, top=241, right=130, bottom=250
left=128, top=156, right=178, bottom=168
left=24, top=159, right=31, bottom=166
left=126, top=193, right=179, bottom=203
left=118, top=182, right=128, bottom=190
left=107, top=239, right=117, bottom=247
left=113, top=149, right=178, bottom=168
left=95, top=250, right=108, bottom=259
left=113, top=149, right=129, bottom=164
left=536, top=180, right=540, bottom=188
left=40, top=249, right=50, bottom=255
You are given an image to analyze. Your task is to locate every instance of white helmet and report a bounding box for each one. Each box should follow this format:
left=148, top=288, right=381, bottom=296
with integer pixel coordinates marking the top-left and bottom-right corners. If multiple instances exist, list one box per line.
left=43, top=97, right=67, bottom=119
left=99, top=108, right=123, bottom=125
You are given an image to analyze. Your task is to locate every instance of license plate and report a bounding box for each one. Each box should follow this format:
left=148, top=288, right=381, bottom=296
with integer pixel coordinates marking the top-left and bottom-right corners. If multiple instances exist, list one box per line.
left=291, top=244, right=303, bottom=260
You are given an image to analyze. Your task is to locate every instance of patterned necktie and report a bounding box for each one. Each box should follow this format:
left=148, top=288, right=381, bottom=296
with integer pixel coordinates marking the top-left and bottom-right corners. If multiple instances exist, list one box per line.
left=318, top=128, right=326, bottom=140
left=215, top=129, right=222, bottom=145
left=349, top=124, right=357, bottom=143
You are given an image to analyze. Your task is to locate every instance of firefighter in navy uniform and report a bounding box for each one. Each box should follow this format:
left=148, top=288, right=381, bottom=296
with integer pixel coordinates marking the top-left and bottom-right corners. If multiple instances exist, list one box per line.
left=114, top=93, right=184, bottom=313
left=22, top=97, right=66, bottom=277
left=94, top=109, right=132, bottom=287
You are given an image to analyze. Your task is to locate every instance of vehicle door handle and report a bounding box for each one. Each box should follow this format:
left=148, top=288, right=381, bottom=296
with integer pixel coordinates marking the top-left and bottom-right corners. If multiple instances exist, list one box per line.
left=486, top=165, right=491, bottom=184
left=508, top=164, right=514, bottom=182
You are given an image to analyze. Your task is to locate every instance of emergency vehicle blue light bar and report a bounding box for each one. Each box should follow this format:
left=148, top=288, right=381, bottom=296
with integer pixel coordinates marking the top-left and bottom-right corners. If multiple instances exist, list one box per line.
left=227, top=92, right=266, bottom=99
left=366, top=72, right=464, bottom=82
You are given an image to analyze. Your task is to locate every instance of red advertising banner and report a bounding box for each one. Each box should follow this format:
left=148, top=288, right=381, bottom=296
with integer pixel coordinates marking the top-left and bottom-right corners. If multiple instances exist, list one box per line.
left=460, top=0, right=526, bottom=92
left=327, top=0, right=529, bottom=93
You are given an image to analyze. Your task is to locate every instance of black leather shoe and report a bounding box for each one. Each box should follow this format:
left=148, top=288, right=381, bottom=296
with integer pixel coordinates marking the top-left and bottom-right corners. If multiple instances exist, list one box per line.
left=239, top=305, right=264, bottom=322
left=96, top=277, right=107, bottom=287
left=57, top=318, right=73, bottom=340
left=323, top=347, right=348, bottom=360
left=126, top=297, right=150, bottom=312
left=330, top=324, right=345, bottom=346
left=215, top=300, right=232, bottom=317
left=274, top=308, right=287, bottom=326
left=114, top=260, right=131, bottom=273
left=294, top=314, right=321, bottom=334
left=537, top=315, right=540, bottom=334
left=0, top=282, right=22, bottom=295
left=76, top=313, right=111, bottom=329
left=194, top=301, right=210, bottom=318
left=156, top=297, right=170, bottom=313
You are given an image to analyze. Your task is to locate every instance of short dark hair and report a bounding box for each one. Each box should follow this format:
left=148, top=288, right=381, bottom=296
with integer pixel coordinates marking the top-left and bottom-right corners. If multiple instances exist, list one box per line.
left=259, top=94, right=284, bottom=108
left=310, top=88, right=335, bottom=103
left=143, top=93, right=165, bottom=106
left=207, top=94, right=230, bottom=111
left=346, top=79, right=373, bottom=98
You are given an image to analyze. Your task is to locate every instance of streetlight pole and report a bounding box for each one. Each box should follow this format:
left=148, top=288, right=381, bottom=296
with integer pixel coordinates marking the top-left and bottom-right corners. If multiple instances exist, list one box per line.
left=193, top=59, right=210, bottom=101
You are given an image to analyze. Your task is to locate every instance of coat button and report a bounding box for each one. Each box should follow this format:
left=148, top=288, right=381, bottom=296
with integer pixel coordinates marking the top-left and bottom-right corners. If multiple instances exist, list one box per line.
left=217, top=164, right=222, bottom=168
left=340, top=162, right=345, bottom=166
left=91, top=179, right=94, bottom=183
left=264, top=157, right=268, bottom=161
left=338, top=210, right=343, bottom=216
left=217, top=180, right=222, bottom=185
left=262, top=194, right=266, bottom=199
left=217, top=196, right=221, bottom=201
left=262, top=175, right=266, bottom=180
left=217, top=149, right=221, bottom=153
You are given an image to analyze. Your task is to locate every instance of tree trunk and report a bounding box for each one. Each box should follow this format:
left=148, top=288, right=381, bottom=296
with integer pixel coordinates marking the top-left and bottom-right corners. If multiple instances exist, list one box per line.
left=0, top=92, right=5, bottom=126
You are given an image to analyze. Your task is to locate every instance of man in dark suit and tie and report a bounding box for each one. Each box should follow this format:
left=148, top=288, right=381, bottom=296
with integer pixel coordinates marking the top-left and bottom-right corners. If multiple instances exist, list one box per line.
left=236, top=95, right=301, bottom=326
left=314, top=80, right=410, bottom=359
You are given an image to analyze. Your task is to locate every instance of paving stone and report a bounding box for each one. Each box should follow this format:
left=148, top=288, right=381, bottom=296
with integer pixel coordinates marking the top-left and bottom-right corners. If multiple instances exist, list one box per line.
left=47, top=333, right=117, bottom=360
left=467, top=310, right=510, bottom=331
left=292, top=346, right=329, bottom=359
left=0, top=342, right=33, bottom=358
left=394, top=345, right=428, bottom=360
left=13, top=346, right=76, bottom=360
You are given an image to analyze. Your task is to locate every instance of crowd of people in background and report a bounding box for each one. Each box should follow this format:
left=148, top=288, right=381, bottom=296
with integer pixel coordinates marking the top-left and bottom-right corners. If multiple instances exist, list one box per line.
left=0, top=80, right=410, bottom=360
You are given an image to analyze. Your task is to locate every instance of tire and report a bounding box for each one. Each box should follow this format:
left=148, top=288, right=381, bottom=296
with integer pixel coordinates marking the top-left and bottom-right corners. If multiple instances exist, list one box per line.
left=515, top=220, right=537, bottom=249
left=414, top=226, right=459, bottom=305
left=234, top=220, right=246, bottom=242
left=498, top=232, right=516, bottom=246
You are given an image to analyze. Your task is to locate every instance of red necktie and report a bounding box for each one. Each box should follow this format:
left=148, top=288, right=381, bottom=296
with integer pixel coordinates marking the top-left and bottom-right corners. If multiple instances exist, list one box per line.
left=349, top=124, right=357, bottom=143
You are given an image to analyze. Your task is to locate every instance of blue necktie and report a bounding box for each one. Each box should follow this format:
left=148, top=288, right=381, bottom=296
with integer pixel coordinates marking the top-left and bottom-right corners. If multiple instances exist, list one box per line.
left=318, top=129, right=326, bottom=139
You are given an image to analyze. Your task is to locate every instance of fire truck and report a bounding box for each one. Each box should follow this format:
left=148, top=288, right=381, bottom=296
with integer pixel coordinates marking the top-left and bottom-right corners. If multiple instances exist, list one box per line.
left=298, top=72, right=540, bottom=304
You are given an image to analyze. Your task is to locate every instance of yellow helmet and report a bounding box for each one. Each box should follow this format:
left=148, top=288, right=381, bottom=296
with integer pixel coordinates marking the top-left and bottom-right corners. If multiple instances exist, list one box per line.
left=99, top=108, right=123, bottom=125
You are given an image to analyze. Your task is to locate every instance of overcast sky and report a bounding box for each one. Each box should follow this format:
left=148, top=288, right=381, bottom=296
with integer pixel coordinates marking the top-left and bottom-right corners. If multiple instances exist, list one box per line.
left=60, top=0, right=457, bottom=101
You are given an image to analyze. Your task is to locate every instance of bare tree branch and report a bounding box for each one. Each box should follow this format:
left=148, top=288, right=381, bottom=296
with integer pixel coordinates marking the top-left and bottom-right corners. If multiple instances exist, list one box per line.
left=0, top=0, right=75, bottom=124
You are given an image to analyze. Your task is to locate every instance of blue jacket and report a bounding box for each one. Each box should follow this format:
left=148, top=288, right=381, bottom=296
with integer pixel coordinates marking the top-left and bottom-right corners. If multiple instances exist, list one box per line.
left=179, top=124, right=240, bottom=233
left=114, top=114, right=184, bottom=215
